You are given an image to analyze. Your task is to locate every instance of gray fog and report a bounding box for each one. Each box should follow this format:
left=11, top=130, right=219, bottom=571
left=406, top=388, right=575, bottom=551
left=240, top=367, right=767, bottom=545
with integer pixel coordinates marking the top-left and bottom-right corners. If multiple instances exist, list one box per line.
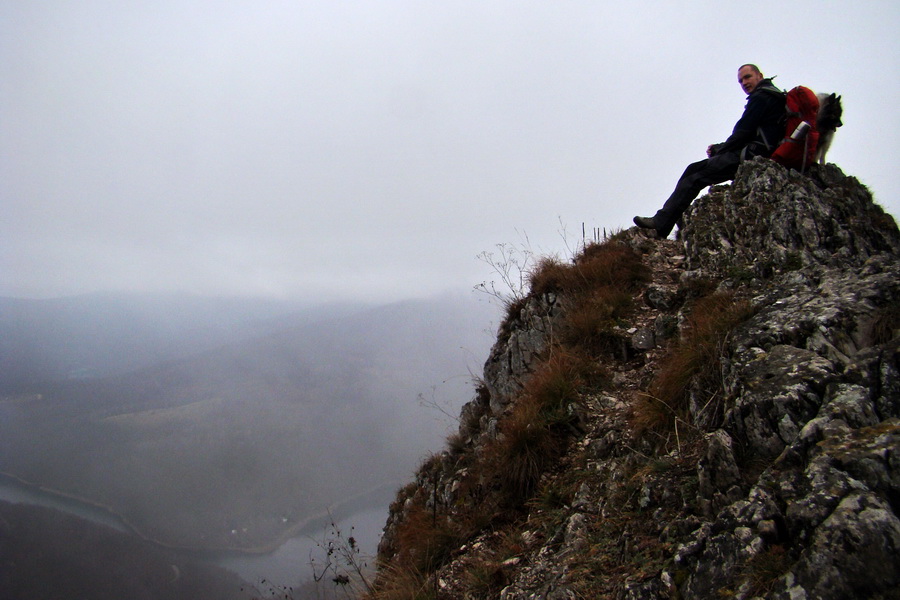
left=3, top=2, right=898, bottom=303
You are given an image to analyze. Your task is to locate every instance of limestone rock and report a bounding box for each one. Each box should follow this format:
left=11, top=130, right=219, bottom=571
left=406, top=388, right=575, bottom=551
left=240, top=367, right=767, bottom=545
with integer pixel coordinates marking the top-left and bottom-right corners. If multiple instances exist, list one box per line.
left=375, top=160, right=900, bottom=600
left=482, top=293, right=563, bottom=414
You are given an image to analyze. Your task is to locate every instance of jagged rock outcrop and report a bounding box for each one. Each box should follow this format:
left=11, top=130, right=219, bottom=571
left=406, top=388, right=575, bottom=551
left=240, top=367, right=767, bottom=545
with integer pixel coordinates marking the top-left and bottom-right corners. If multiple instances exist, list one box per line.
left=374, top=159, right=900, bottom=600
left=483, top=293, right=565, bottom=414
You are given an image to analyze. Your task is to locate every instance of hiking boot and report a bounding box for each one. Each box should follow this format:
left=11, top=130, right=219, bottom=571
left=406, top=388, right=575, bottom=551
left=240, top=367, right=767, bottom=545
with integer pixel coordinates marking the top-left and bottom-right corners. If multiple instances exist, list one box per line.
left=633, top=215, right=656, bottom=230
left=633, top=215, right=669, bottom=239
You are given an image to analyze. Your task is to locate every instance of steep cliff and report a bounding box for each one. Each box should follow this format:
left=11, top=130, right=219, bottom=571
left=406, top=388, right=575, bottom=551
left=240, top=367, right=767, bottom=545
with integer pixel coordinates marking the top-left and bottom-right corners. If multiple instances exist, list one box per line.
left=372, top=158, right=900, bottom=600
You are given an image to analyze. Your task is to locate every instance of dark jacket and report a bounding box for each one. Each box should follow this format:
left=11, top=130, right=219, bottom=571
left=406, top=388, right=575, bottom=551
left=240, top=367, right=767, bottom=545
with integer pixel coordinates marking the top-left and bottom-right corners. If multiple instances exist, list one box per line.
left=711, top=78, right=785, bottom=159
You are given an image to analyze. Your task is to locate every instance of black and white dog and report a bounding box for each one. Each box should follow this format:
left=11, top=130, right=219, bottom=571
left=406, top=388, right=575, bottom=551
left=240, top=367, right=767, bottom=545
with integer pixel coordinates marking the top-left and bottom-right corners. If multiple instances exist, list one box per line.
left=815, top=93, right=843, bottom=164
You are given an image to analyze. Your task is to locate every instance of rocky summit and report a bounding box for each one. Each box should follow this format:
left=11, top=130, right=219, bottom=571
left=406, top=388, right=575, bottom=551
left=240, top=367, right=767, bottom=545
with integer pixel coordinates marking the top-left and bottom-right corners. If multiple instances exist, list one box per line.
left=371, top=158, right=900, bottom=600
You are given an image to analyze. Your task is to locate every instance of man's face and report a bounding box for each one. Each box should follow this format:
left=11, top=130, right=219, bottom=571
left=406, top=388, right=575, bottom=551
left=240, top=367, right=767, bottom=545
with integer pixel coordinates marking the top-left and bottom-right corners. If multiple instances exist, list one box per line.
left=738, top=66, right=764, bottom=94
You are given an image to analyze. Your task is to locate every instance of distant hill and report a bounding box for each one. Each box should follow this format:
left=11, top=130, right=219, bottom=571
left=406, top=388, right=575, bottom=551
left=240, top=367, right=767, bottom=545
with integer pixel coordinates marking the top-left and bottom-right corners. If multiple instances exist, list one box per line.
left=0, top=293, right=364, bottom=391
left=0, top=292, right=498, bottom=551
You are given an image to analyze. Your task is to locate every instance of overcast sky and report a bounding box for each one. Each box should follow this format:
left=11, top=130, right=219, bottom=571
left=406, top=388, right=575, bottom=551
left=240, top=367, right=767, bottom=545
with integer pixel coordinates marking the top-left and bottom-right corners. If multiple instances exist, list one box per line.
left=3, top=1, right=898, bottom=303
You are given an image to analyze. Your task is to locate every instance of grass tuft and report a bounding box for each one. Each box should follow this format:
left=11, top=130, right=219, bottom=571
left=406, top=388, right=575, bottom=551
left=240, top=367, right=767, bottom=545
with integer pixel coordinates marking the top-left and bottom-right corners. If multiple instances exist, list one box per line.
left=871, top=300, right=900, bottom=345
left=632, top=292, right=756, bottom=439
left=485, top=349, right=602, bottom=503
left=561, top=287, right=634, bottom=357
left=743, top=545, right=791, bottom=596
left=365, top=562, right=436, bottom=600
left=390, top=503, right=458, bottom=575
left=528, top=242, right=649, bottom=300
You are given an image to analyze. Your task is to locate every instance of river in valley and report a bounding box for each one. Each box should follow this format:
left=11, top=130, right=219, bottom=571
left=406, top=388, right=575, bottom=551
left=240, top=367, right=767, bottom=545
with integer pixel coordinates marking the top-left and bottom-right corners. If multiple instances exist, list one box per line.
left=0, top=473, right=390, bottom=590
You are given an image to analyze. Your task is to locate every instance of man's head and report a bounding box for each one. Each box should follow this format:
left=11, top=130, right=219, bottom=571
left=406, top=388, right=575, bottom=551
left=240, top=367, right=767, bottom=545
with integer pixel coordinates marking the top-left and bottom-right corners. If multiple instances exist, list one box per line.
left=737, top=64, right=764, bottom=94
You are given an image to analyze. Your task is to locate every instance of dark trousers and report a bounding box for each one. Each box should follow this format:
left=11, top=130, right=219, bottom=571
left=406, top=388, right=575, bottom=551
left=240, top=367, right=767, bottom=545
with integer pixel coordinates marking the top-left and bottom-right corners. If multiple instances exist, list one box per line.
left=653, top=152, right=741, bottom=236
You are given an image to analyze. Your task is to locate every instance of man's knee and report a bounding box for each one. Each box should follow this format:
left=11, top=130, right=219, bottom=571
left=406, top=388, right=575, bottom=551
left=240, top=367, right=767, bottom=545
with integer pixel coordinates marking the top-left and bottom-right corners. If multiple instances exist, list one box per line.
left=680, top=158, right=710, bottom=179
left=706, top=152, right=740, bottom=172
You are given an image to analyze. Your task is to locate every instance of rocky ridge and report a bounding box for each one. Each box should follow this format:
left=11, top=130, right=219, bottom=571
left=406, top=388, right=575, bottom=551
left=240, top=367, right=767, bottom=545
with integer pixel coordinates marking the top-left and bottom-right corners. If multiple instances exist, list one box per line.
left=373, top=158, right=900, bottom=600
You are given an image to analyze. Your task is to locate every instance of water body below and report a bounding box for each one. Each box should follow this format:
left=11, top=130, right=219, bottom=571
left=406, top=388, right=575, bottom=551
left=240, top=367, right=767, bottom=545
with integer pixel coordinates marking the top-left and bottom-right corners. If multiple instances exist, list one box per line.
left=0, top=473, right=389, bottom=589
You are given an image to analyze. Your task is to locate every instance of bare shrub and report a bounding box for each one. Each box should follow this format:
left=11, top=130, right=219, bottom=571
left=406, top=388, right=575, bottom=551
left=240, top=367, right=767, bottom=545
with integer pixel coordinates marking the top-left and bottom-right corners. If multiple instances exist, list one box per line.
left=474, top=241, right=536, bottom=309
left=309, top=513, right=375, bottom=598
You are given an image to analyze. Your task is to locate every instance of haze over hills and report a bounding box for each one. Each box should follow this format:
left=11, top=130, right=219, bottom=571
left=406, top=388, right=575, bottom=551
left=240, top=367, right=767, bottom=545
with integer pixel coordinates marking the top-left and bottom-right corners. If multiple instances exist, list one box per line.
left=0, top=292, right=498, bottom=551
left=0, top=293, right=366, bottom=390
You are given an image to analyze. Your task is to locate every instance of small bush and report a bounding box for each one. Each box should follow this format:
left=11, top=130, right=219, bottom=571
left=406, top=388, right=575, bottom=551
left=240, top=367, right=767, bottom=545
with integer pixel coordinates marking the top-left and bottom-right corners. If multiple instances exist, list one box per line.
left=497, top=295, right=529, bottom=341
left=525, top=255, right=571, bottom=297
left=446, top=432, right=468, bottom=456
left=528, top=483, right=570, bottom=512
left=680, top=276, right=720, bottom=299
left=574, top=242, right=649, bottom=290
left=493, top=397, right=555, bottom=501
left=457, top=381, right=491, bottom=440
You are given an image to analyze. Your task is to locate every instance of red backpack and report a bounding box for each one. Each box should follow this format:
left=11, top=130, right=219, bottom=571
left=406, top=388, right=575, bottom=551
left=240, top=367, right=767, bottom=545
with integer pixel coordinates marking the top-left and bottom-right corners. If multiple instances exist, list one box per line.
left=770, top=86, right=820, bottom=172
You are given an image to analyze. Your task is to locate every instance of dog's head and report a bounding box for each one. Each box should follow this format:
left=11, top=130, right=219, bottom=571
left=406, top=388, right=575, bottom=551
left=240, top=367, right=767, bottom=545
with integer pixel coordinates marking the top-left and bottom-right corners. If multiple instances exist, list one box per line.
left=820, top=93, right=843, bottom=130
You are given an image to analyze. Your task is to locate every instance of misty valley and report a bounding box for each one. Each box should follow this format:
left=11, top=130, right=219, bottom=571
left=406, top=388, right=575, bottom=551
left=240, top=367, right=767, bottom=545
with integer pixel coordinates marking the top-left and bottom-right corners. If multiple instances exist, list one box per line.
left=0, top=293, right=496, bottom=596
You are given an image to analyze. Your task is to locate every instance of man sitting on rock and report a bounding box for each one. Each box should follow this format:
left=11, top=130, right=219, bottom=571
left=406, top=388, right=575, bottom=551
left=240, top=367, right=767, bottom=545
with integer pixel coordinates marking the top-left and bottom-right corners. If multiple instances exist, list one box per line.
left=634, top=64, right=785, bottom=239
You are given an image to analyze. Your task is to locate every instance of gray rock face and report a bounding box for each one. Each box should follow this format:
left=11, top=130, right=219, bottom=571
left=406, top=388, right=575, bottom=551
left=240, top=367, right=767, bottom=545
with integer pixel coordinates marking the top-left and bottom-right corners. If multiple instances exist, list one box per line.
left=482, top=293, right=564, bottom=414
left=682, top=159, right=900, bottom=277
left=376, top=160, right=900, bottom=599
left=667, top=161, right=900, bottom=599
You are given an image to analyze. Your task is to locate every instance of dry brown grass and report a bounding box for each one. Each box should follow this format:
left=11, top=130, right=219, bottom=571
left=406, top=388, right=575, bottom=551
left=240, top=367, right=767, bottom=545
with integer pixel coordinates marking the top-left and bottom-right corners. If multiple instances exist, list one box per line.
left=461, top=531, right=526, bottom=596
left=631, top=293, right=756, bottom=440
left=541, top=241, right=647, bottom=360
left=364, top=562, right=436, bottom=600
left=482, top=349, right=603, bottom=503
left=528, top=242, right=649, bottom=300
left=490, top=395, right=555, bottom=501
left=389, top=502, right=459, bottom=575
left=561, top=287, right=634, bottom=357
left=497, top=295, right=529, bottom=342
left=743, top=544, right=792, bottom=596
left=871, top=300, right=900, bottom=345
left=525, top=350, right=590, bottom=419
